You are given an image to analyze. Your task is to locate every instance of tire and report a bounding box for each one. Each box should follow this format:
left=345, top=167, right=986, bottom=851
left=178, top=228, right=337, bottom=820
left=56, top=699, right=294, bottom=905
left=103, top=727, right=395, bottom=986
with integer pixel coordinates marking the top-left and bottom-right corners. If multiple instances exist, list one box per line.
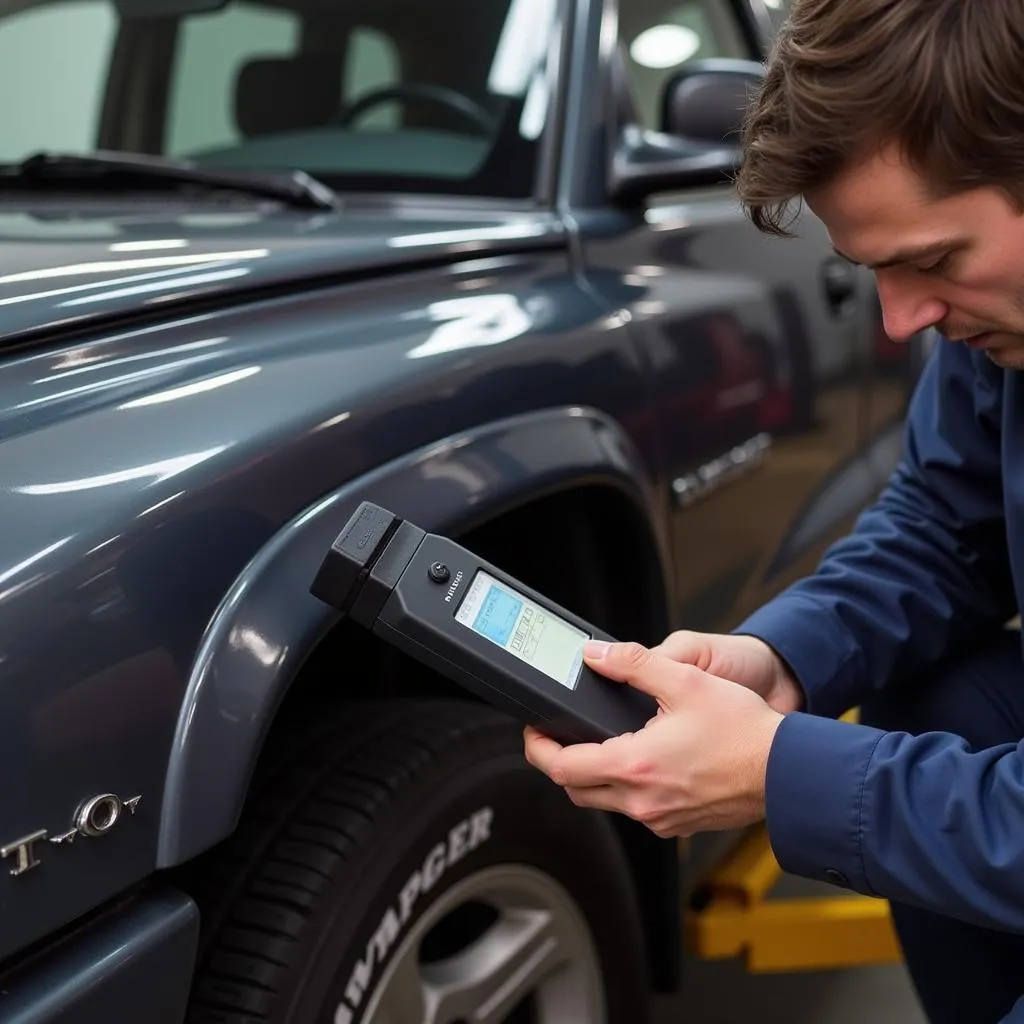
left=183, top=698, right=652, bottom=1024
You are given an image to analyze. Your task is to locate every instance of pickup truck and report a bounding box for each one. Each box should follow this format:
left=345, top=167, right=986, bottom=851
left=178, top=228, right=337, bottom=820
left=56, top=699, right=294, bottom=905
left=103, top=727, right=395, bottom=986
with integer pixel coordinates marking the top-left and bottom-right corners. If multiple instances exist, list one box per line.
left=0, top=0, right=925, bottom=1021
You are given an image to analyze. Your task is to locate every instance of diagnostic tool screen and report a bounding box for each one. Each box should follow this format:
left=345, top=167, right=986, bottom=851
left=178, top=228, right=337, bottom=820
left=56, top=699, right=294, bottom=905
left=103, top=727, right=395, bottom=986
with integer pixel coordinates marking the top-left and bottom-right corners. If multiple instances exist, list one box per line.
left=455, top=571, right=589, bottom=689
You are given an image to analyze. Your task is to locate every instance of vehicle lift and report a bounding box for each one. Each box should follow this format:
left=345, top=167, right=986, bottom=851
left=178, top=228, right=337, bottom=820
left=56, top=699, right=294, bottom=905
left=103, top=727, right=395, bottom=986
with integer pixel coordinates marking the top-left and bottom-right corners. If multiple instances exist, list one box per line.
left=685, top=709, right=903, bottom=972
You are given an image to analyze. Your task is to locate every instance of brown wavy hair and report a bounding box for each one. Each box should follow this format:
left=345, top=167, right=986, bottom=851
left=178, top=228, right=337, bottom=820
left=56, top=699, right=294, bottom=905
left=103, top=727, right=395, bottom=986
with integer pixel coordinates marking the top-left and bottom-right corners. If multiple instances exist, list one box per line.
left=736, top=0, right=1024, bottom=236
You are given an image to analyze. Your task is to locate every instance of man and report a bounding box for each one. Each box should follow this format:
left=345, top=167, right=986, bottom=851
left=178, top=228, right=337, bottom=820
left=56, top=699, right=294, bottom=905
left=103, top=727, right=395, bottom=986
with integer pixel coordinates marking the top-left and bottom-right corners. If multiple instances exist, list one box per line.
left=523, top=1, right=1024, bottom=1021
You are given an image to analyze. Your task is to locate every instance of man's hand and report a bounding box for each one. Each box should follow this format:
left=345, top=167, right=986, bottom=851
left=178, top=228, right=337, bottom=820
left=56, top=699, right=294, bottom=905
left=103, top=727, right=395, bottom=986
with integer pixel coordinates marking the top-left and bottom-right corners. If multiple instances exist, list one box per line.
left=523, top=641, right=785, bottom=839
left=652, top=630, right=805, bottom=715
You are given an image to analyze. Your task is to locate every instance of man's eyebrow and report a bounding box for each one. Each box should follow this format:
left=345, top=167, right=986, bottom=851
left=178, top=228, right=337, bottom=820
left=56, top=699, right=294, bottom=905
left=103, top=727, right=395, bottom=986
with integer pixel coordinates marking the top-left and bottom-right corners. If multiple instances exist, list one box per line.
left=831, top=240, right=963, bottom=269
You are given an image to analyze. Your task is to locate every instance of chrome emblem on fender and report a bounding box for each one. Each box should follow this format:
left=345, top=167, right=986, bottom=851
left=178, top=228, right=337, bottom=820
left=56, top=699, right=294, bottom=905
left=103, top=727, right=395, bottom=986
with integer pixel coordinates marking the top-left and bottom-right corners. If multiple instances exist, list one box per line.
left=1, top=793, right=142, bottom=876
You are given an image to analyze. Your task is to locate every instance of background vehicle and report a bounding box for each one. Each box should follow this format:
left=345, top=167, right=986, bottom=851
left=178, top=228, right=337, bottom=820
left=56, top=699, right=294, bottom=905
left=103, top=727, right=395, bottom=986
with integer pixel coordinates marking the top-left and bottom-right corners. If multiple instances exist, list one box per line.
left=0, top=0, right=924, bottom=1020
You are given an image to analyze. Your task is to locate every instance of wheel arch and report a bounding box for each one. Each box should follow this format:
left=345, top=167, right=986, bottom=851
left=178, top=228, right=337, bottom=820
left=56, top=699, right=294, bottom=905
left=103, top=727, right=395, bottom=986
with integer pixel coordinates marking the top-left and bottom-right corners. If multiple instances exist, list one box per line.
left=157, top=405, right=681, bottom=993
left=157, top=405, right=672, bottom=867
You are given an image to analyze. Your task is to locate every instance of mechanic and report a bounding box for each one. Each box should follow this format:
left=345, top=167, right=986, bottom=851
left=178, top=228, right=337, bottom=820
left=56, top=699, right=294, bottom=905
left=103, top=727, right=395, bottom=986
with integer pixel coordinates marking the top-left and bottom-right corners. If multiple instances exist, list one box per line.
left=523, top=1, right=1024, bottom=1021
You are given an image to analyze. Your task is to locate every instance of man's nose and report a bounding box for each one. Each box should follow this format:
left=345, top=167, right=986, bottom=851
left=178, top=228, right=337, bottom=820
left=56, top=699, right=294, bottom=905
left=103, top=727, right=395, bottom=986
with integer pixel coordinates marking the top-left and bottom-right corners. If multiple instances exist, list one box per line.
left=876, top=274, right=947, bottom=343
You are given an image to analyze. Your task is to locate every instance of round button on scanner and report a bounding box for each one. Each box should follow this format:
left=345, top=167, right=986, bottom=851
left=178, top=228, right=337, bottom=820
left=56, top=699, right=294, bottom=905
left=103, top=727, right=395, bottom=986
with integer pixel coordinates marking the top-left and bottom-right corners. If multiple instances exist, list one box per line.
left=428, top=562, right=451, bottom=584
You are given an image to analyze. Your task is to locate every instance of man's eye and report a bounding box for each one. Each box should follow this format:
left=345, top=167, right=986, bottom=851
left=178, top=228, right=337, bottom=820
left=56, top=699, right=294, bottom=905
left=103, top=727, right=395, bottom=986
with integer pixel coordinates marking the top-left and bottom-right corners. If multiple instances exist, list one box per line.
left=918, top=253, right=953, bottom=275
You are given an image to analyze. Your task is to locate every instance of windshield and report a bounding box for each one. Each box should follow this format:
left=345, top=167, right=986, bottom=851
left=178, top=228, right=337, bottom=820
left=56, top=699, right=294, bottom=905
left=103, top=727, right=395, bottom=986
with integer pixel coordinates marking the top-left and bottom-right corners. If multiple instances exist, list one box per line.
left=0, top=0, right=562, bottom=199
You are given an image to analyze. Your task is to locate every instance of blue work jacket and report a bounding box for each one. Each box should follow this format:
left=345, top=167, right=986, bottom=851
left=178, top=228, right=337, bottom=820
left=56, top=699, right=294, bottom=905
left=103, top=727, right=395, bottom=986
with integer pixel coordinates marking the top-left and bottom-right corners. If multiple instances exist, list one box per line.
left=737, top=337, right=1024, bottom=949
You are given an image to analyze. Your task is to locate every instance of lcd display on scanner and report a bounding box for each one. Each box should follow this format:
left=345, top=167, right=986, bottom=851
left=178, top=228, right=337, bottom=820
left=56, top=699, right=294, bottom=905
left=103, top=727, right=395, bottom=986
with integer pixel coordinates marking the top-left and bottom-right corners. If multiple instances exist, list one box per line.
left=455, top=570, right=590, bottom=689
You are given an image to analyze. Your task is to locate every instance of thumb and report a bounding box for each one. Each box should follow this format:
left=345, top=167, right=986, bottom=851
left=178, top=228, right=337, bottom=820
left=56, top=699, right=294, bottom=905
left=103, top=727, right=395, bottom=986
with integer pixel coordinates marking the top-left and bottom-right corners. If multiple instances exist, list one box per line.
left=583, top=640, right=693, bottom=710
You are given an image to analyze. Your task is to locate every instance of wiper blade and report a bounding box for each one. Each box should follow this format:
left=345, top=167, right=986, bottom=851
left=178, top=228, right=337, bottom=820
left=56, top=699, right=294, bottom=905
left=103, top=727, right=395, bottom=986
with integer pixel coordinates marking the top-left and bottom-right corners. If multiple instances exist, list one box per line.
left=1, top=150, right=338, bottom=211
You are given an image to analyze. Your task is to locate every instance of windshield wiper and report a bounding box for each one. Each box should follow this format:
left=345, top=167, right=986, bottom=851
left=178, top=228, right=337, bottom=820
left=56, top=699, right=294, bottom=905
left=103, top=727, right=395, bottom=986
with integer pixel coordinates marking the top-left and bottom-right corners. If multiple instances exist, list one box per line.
left=0, top=150, right=339, bottom=211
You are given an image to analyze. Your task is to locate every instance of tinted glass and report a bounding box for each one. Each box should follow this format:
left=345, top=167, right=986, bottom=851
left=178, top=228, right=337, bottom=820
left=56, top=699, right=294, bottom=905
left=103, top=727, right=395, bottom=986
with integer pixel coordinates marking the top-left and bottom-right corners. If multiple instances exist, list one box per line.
left=0, top=0, right=562, bottom=199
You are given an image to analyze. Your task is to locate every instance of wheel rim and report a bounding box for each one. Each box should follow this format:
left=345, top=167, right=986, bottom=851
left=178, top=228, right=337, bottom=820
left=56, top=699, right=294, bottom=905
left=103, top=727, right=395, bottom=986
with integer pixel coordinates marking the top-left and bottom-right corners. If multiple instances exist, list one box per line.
left=335, top=864, right=607, bottom=1024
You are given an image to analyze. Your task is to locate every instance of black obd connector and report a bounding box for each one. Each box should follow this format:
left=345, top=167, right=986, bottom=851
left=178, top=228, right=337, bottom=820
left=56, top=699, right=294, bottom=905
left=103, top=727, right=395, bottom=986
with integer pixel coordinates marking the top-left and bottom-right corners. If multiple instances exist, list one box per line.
left=310, top=502, right=398, bottom=613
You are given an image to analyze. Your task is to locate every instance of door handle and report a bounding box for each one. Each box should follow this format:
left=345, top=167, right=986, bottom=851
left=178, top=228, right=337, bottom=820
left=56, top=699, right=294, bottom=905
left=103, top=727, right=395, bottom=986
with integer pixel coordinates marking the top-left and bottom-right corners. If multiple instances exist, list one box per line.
left=822, top=257, right=857, bottom=314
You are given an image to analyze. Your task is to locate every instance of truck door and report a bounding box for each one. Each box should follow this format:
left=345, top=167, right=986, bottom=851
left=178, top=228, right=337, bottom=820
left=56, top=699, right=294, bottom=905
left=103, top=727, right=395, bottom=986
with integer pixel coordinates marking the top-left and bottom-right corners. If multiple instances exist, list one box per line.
left=575, top=0, right=879, bottom=632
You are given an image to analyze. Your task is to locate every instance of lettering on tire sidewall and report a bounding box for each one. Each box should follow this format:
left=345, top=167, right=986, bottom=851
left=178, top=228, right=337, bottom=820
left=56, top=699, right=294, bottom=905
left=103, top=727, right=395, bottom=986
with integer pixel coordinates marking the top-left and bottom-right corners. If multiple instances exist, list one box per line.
left=332, top=805, right=494, bottom=1024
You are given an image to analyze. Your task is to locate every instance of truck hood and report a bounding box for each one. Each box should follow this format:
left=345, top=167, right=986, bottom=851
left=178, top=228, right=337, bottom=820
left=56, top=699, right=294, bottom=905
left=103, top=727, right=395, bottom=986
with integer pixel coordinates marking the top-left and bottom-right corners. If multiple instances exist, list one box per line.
left=0, top=201, right=563, bottom=346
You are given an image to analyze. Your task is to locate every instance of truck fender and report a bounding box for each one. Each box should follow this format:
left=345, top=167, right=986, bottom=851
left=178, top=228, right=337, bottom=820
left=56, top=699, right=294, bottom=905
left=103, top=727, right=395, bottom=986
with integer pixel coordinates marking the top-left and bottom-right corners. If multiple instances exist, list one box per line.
left=156, top=405, right=668, bottom=867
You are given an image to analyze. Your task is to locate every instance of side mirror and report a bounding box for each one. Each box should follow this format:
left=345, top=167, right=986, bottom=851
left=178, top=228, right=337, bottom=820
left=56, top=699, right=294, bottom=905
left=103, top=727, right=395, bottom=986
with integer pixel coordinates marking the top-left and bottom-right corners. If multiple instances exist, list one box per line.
left=609, top=58, right=766, bottom=206
left=660, top=58, right=764, bottom=142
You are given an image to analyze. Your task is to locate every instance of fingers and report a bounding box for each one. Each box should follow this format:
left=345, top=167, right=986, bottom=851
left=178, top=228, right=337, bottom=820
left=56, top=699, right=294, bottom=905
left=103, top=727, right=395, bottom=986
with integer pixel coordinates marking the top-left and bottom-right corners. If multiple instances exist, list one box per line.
left=564, top=784, right=621, bottom=814
left=525, top=729, right=621, bottom=788
left=523, top=723, right=682, bottom=835
left=650, top=629, right=712, bottom=670
left=584, top=640, right=655, bottom=682
left=584, top=641, right=703, bottom=710
left=523, top=725, right=563, bottom=771
left=535, top=737, right=642, bottom=815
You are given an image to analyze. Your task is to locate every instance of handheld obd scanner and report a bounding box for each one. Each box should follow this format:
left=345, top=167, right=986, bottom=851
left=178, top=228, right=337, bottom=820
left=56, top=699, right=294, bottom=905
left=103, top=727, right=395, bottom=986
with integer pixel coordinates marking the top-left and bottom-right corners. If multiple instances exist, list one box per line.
left=310, top=501, right=658, bottom=744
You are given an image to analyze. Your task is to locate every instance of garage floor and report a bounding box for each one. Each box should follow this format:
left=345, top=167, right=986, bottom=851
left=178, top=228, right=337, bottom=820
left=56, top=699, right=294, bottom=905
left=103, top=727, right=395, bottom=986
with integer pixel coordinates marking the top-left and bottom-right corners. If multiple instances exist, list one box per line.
left=653, top=958, right=925, bottom=1023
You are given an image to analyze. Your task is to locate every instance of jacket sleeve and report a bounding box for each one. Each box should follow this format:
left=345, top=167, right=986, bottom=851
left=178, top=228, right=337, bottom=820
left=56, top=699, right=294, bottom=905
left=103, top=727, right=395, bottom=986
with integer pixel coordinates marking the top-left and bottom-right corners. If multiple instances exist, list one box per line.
left=735, top=339, right=1017, bottom=719
left=765, top=711, right=1024, bottom=934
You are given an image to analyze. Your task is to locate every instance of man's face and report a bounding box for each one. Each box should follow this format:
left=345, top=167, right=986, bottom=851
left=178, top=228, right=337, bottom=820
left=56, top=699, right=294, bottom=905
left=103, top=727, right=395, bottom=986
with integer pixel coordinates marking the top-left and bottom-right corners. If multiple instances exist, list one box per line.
left=806, top=143, right=1024, bottom=369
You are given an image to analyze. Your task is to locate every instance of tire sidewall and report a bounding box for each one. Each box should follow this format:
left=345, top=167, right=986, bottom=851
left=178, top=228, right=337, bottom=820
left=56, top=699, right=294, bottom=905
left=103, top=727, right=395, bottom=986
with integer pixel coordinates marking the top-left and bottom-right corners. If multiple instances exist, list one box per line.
left=286, top=721, right=649, bottom=1023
